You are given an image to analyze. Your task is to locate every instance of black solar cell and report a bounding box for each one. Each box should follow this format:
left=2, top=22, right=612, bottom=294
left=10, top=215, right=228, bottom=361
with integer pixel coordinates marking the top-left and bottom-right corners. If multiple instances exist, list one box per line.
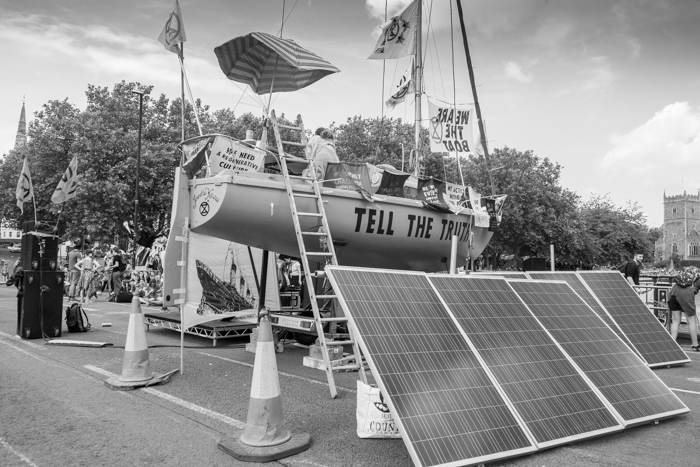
left=326, top=267, right=536, bottom=467
left=428, top=275, right=623, bottom=446
left=576, top=271, right=690, bottom=367
left=526, top=271, right=643, bottom=360
left=508, top=280, right=689, bottom=426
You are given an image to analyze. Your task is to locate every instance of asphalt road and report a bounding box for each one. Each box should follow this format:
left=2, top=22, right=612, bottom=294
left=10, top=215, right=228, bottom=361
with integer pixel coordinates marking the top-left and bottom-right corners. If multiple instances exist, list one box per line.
left=1, top=284, right=700, bottom=467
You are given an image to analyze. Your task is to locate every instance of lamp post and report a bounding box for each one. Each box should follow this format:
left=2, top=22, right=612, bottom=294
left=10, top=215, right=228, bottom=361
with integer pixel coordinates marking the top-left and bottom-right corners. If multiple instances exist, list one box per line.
left=132, top=90, right=144, bottom=268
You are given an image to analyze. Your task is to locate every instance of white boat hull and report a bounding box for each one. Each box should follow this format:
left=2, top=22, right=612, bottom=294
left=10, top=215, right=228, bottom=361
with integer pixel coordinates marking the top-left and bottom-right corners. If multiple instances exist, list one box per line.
left=186, top=171, right=492, bottom=272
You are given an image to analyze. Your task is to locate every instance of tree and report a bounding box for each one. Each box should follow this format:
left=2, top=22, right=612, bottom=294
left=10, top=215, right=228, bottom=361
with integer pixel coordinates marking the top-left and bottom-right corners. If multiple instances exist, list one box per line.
left=578, top=195, right=652, bottom=266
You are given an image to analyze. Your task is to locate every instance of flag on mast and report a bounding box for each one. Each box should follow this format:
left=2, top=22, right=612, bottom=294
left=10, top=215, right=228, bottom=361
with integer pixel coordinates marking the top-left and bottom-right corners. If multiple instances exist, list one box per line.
left=15, top=158, right=33, bottom=214
left=386, top=60, right=415, bottom=110
left=368, top=0, right=418, bottom=60
left=51, top=156, right=79, bottom=204
left=158, top=0, right=186, bottom=55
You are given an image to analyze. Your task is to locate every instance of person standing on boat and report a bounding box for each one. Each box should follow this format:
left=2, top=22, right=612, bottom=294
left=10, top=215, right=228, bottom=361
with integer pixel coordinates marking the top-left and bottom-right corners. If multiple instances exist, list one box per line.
left=305, top=127, right=339, bottom=179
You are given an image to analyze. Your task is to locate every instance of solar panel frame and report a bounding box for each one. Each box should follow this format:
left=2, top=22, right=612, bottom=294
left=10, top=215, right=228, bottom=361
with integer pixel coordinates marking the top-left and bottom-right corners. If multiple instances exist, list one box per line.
left=426, top=275, right=623, bottom=449
left=526, top=271, right=644, bottom=362
left=576, top=271, right=690, bottom=367
left=471, top=271, right=530, bottom=280
left=325, top=266, right=538, bottom=467
left=507, top=279, right=689, bottom=427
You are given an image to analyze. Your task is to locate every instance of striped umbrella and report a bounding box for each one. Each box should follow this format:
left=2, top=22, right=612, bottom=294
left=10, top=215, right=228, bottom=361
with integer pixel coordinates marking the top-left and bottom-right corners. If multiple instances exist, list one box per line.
left=214, top=32, right=340, bottom=95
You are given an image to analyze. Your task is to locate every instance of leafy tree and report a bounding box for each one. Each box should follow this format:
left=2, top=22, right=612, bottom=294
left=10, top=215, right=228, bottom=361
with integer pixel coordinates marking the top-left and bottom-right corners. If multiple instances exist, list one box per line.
left=578, top=195, right=652, bottom=266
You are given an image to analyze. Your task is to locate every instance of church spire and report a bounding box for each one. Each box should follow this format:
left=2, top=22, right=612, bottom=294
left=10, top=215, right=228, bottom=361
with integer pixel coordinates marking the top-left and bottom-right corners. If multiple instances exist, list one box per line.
left=14, top=98, right=27, bottom=148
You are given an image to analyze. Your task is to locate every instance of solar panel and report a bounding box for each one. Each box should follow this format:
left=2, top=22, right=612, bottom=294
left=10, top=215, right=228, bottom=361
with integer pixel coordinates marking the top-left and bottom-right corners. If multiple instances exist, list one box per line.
left=576, top=271, right=690, bottom=367
left=471, top=271, right=530, bottom=280
left=507, top=280, right=689, bottom=426
left=526, top=271, right=643, bottom=360
left=427, top=275, right=623, bottom=447
left=325, top=267, right=536, bottom=467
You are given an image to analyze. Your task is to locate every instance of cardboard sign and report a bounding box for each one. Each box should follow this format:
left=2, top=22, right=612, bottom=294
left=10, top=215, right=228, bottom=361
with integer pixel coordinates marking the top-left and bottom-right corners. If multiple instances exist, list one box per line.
left=324, top=162, right=374, bottom=201
left=417, top=178, right=452, bottom=212
left=443, top=183, right=466, bottom=212
left=209, top=136, right=265, bottom=175
left=376, top=171, right=410, bottom=197
left=482, top=198, right=498, bottom=232
left=427, top=100, right=474, bottom=155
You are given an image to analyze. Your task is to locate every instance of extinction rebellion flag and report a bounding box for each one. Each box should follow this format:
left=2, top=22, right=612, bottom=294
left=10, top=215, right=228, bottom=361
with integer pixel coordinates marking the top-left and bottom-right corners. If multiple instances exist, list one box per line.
left=368, top=0, right=417, bottom=60
left=51, top=155, right=79, bottom=204
left=386, top=61, right=414, bottom=110
left=15, top=158, right=33, bottom=214
left=158, top=0, right=186, bottom=55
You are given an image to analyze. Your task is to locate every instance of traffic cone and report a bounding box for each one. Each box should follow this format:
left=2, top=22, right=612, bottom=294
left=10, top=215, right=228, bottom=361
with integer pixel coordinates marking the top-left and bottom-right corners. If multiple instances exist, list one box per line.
left=218, top=313, right=311, bottom=462
left=105, top=297, right=177, bottom=390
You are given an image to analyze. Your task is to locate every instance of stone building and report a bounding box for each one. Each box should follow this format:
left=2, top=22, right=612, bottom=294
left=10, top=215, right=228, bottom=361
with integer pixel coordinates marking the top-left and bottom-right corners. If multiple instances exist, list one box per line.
left=655, top=190, right=700, bottom=261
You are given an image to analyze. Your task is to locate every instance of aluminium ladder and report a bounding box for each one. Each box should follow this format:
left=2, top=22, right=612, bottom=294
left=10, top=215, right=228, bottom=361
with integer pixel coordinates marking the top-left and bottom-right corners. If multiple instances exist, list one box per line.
left=270, top=110, right=366, bottom=398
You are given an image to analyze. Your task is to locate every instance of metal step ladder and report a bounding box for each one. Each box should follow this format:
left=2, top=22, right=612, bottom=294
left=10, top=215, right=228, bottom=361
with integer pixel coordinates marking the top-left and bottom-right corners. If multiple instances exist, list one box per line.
left=270, top=110, right=367, bottom=398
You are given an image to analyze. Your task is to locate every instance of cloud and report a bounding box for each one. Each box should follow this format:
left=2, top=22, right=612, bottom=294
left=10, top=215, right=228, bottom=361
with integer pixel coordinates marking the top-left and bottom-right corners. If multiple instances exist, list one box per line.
left=602, top=102, right=700, bottom=173
left=503, top=61, right=533, bottom=83
left=0, top=12, right=242, bottom=102
left=365, top=0, right=413, bottom=19
left=581, top=55, right=616, bottom=91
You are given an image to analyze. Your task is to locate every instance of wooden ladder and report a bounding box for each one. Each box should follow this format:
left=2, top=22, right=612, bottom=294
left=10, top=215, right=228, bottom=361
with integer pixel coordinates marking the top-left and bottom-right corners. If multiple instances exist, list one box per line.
left=270, top=110, right=366, bottom=398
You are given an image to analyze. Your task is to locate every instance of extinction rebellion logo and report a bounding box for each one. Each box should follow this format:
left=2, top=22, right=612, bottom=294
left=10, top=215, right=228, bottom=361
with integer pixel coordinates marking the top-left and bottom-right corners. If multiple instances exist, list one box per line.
left=193, top=188, right=219, bottom=217
left=163, top=11, right=182, bottom=47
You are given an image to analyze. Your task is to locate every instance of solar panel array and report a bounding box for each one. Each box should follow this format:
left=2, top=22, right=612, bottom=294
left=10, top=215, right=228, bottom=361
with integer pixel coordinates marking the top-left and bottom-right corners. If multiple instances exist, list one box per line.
left=326, top=266, right=687, bottom=467
left=428, top=276, right=622, bottom=445
left=526, top=271, right=642, bottom=359
left=576, top=271, right=690, bottom=367
left=325, top=268, right=536, bottom=467
left=508, top=280, right=689, bottom=425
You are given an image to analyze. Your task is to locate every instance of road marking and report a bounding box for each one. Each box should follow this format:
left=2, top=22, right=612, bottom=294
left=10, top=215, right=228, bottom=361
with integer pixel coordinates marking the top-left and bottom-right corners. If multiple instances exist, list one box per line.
left=0, top=331, right=45, bottom=350
left=688, top=378, right=700, bottom=384
left=0, top=437, right=39, bottom=467
left=0, top=339, right=48, bottom=362
left=200, top=352, right=356, bottom=394
left=671, top=388, right=700, bottom=396
left=83, top=365, right=245, bottom=429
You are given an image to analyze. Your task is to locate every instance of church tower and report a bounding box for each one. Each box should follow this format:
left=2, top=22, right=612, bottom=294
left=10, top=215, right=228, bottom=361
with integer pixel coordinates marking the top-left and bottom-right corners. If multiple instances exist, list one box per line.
left=14, top=99, right=27, bottom=148
left=660, top=190, right=700, bottom=260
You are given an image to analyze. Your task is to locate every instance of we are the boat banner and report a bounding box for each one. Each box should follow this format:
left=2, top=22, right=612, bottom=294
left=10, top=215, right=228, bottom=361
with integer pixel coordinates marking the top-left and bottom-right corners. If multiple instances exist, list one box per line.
left=428, top=100, right=475, bottom=156
left=368, top=0, right=418, bottom=60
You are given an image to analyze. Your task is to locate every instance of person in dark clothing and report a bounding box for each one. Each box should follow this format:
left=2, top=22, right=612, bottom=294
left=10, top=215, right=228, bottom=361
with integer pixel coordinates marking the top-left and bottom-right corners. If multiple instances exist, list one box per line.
left=109, top=246, right=127, bottom=301
left=619, top=252, right=643, bottom=285
left=668, top=268, right=700, bottom=351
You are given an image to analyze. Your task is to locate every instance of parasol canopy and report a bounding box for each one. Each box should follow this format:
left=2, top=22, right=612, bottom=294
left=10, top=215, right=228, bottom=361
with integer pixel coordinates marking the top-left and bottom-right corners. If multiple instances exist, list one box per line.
left=214, top=32, right=340, bottom=95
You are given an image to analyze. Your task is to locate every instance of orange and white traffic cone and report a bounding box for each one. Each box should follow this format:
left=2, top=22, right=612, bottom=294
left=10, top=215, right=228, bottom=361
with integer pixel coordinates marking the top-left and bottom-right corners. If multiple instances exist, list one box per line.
left=105, top=297, right=177, bottom=390
left=218, top=312, right=311, bottom=462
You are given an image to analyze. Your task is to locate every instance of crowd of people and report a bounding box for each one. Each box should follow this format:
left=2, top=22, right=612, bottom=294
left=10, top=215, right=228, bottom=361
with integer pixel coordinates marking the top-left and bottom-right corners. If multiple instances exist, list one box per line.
left=63, top=241, right=163, bottom=307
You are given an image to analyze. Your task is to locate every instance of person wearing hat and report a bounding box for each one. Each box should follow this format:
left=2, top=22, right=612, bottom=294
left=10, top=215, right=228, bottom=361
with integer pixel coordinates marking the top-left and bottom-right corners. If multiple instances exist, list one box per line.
left=668, top=268, right=700, bottom=352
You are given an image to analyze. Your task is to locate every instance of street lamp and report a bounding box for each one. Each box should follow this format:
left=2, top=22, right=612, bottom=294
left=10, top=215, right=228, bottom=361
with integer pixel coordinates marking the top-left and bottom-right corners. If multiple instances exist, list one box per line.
left=132, top=89, right=144, bottom=268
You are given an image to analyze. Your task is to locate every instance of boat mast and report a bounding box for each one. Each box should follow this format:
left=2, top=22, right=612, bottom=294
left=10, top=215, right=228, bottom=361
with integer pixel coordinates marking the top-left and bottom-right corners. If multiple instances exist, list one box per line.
left=413, top=0, right=422, bottom=176
left=456, top=0, right=496, bottom=196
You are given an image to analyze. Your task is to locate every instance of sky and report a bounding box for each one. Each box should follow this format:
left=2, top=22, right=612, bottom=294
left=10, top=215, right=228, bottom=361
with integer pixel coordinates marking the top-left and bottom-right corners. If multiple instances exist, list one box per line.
left=1, top=0, right=699, bottom=227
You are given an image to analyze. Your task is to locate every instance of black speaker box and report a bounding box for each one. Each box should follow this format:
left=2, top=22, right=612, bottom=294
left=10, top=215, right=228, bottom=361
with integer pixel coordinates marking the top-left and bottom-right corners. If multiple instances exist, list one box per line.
left=17, top=271, right=65, bottom=339
left=21, top=233, right=59, bottom=271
